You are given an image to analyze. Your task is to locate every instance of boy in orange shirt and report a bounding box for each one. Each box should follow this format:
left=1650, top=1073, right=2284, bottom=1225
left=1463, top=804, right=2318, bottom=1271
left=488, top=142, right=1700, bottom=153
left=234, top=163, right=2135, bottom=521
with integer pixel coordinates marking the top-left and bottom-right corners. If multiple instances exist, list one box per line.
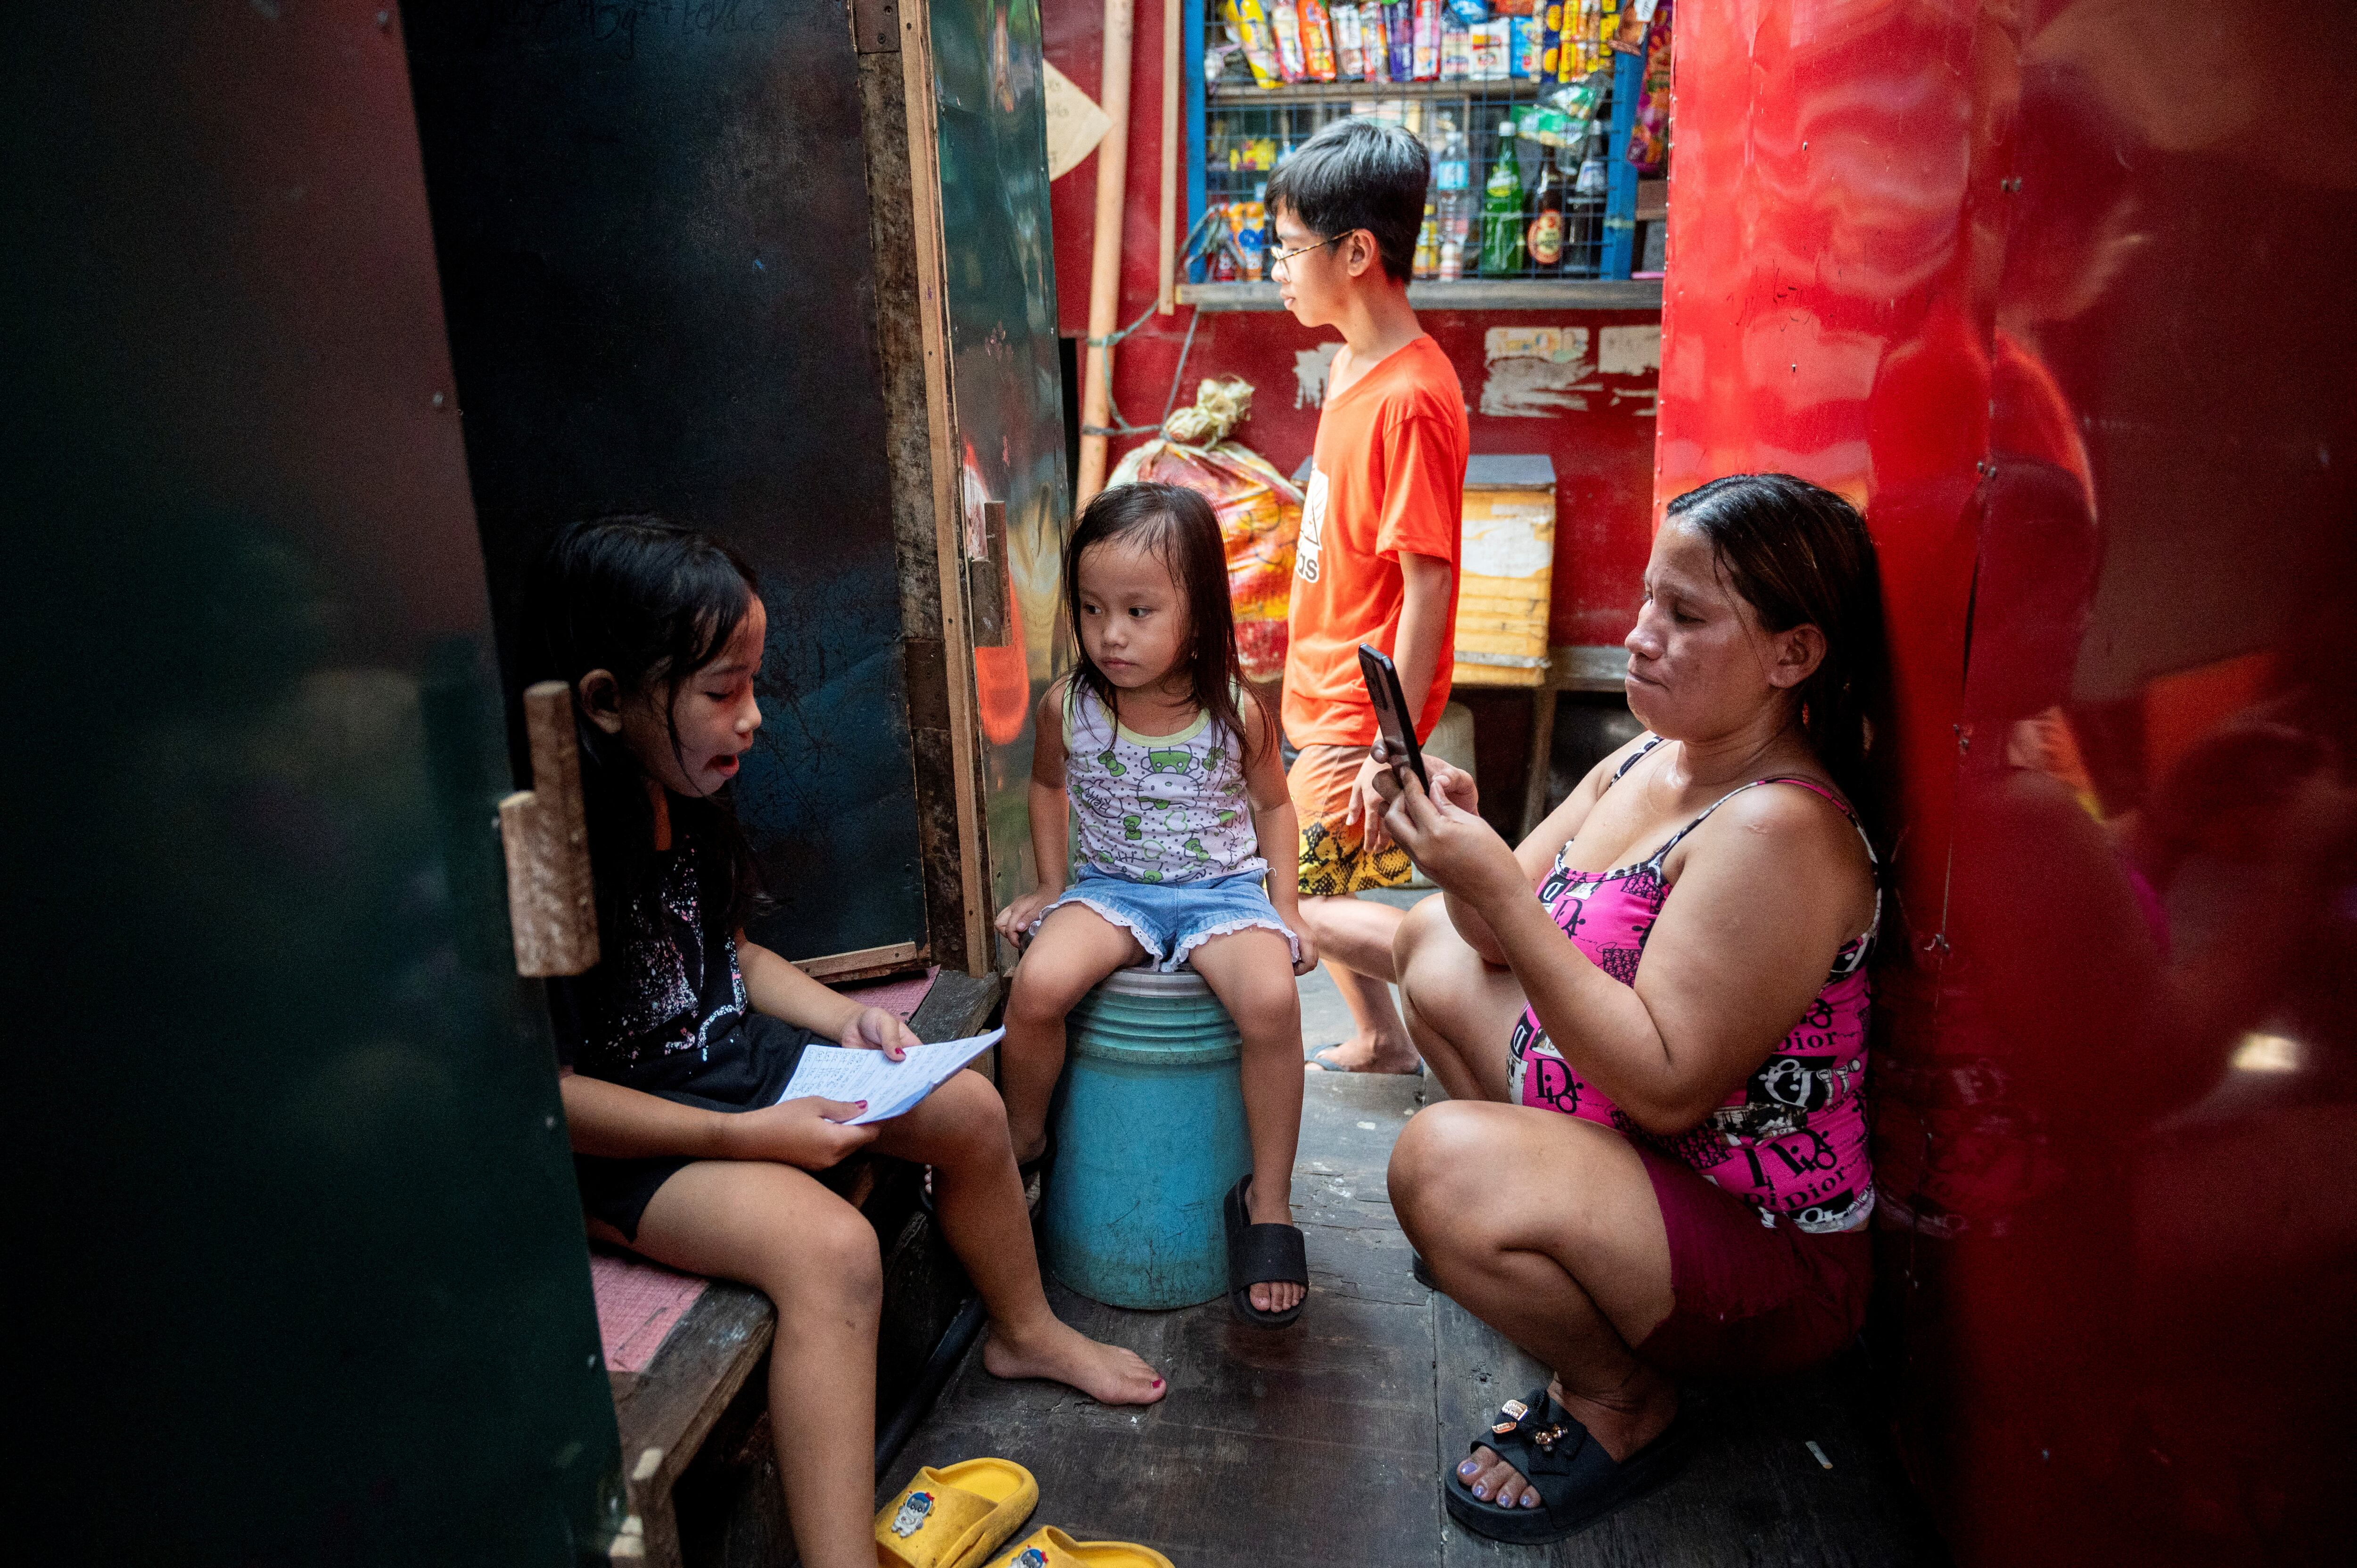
left=1267, top=119, right=1468, bottom=1075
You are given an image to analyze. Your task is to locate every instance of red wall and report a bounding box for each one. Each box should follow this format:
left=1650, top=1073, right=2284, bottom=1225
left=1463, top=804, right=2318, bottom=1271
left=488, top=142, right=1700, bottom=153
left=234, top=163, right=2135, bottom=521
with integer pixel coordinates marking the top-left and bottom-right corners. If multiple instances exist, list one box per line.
left=1042, top=0, right=1659, bottom=650
left=1663, top=2, right=2357, bottom=1563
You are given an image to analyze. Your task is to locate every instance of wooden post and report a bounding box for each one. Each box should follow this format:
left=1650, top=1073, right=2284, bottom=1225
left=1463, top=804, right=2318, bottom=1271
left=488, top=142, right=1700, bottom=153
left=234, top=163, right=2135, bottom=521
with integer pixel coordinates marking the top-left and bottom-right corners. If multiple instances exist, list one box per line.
left=498, top=681, right=601, bottom=977
left=899, top=0, right=995, bottom=972
left=1157, top=0, right=1179, bottom=315
left=1073, top=0, right=1136, bottom=509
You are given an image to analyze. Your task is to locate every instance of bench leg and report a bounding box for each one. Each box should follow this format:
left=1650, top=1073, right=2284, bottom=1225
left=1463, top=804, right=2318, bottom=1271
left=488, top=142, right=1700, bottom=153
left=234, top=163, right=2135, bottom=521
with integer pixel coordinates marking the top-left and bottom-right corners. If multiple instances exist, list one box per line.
left=1520, top=686, right=1560, bottom=840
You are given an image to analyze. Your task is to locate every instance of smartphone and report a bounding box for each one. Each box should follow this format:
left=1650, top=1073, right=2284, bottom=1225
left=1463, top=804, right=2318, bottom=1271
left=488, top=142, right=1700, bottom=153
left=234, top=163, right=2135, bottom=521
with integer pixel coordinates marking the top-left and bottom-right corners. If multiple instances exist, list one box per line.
left=1357, top=644, right=1429, bottom=791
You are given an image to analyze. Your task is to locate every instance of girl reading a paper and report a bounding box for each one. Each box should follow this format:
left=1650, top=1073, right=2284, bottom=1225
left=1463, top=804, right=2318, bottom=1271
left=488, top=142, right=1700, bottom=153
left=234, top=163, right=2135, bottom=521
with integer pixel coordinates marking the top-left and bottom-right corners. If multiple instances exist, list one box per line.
left=531, top=517, right=1164, bottom=1568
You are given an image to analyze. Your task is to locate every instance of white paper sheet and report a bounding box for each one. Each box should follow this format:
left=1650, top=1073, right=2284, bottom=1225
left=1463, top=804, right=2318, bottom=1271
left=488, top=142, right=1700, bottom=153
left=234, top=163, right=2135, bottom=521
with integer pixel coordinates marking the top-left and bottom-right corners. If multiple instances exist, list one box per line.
left=776, top=1028, right=1004, bottom=1126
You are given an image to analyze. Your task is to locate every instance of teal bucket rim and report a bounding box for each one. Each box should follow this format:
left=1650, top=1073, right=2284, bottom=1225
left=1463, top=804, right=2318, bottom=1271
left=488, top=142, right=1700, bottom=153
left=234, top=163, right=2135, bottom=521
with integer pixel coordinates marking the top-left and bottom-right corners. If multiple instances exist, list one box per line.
left=1067, top=966, right=1241, bottom=1066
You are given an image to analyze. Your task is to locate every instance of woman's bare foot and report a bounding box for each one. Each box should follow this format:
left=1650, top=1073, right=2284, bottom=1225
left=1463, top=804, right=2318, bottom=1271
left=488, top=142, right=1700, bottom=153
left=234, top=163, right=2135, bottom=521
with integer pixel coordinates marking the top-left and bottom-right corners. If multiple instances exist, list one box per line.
left=1308, top=1031, right=1422, bottom=1075
left=981, top=1320, right=1167, bottom=1406
left=1455, top=1374, right=1679, bottom=1508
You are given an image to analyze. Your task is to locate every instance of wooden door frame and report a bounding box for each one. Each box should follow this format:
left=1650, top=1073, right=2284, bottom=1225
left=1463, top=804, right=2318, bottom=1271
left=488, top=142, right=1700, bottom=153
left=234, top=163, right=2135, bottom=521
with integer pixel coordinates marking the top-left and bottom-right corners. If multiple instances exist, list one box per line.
left=855, top=0, right=994, bottom=975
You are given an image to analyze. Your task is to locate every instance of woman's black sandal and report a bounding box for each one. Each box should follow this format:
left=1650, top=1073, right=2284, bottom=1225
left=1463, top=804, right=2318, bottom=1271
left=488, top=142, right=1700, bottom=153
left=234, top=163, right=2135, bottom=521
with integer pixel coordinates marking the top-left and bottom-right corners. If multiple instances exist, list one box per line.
left=1444, top=1384, right=1695, bottom=1543
left=1222, top=1174, right=1308, bottom=1328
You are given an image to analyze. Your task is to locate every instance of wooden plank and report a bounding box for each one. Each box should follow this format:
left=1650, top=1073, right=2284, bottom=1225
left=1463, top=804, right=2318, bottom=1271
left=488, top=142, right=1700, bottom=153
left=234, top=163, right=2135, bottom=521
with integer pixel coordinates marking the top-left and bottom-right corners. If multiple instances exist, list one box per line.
left=610, top=1283, right=776, bottom=1568
left=1290, top=1069, right=1429, bottom=1308
left=793, top=941, right=923, bottom=981
left=1521, top=686, right=1560, bottom=838
left=1546, top=644, right=1628, bottom=692
left=897, top=0, right=994, bottom=972
left=859, top=42, right=972, bottom=970
left=1210, top=78, right=1546, bottom=105
left=1177, top=279, right=1664, bottom=312
left=908, top=967, right=1003, bottom=1044
left=888, top=1282, right=1443, bottom=1568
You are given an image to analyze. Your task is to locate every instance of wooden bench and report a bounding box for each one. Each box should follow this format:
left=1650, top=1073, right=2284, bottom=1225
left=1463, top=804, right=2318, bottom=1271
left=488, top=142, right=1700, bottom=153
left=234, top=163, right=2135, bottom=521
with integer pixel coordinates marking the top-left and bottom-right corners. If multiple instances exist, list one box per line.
left=605, top=969, right=1003, bottom=1568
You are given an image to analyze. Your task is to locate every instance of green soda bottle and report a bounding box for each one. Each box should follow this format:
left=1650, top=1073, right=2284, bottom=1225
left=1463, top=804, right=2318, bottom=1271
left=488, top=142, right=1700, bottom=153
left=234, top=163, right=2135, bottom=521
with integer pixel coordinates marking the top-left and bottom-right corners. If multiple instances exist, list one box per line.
left=1479, top=122, right=1525, bottom=275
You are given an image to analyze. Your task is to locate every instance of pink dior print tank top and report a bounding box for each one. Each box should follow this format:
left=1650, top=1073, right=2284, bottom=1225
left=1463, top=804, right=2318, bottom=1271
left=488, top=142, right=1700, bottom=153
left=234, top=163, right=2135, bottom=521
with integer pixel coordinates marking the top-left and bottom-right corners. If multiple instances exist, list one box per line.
left=1509, top=737, right=1880, bottom=1233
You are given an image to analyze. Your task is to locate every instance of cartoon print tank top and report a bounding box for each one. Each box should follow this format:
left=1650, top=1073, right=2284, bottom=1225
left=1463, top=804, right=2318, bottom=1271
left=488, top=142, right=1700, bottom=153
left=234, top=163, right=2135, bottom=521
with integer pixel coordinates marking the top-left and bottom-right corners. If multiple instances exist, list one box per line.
left=1509, top=736, right=1880, bottom=1233
left=1063, top=681, right=1262, bottom=885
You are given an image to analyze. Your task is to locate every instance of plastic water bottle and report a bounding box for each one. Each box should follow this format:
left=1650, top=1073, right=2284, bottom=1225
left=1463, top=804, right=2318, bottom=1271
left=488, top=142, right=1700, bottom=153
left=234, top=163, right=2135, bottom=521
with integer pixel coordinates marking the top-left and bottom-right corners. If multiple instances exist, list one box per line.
left=1432, top=116, right=1472, bottom=281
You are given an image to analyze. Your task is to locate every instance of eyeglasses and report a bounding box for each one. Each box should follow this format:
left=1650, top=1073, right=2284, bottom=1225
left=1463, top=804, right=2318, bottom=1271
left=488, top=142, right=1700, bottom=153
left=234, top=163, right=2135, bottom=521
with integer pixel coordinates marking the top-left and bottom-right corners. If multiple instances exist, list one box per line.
left=1269, top=232, right=1346, bottom=278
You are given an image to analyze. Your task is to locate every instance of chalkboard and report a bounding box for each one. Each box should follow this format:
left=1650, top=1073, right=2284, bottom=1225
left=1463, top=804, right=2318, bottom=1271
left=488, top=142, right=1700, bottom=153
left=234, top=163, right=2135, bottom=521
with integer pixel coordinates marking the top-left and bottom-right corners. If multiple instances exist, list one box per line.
left=401, top=0, right=927, bottom=962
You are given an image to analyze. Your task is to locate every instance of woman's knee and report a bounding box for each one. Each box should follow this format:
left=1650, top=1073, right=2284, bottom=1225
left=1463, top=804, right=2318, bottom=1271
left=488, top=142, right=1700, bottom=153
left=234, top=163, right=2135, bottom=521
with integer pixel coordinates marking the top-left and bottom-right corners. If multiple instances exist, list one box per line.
left=1387, top=1101, right=1503, bottom=1227
left=1393, top=896, right=1458, bottom=1002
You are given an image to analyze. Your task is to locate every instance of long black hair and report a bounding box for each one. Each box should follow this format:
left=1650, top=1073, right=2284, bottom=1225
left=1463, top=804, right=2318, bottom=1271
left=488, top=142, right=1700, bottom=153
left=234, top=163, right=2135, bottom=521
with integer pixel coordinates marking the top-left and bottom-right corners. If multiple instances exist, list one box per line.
left=525, top=516, right=767, bottom=954
left=1063, top=482, right=1272, bottom=764
left=1665, top=473, right=1888, bottom=828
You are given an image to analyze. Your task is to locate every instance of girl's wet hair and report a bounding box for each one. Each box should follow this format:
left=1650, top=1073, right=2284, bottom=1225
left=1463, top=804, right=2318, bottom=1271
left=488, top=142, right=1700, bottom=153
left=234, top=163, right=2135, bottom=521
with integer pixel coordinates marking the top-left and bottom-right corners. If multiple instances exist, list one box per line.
left=1063, top=482, right=1271, bottom=763
left=527, top=515, right=767, bottom=951
left=1665, top=473, right=1889, bottom=829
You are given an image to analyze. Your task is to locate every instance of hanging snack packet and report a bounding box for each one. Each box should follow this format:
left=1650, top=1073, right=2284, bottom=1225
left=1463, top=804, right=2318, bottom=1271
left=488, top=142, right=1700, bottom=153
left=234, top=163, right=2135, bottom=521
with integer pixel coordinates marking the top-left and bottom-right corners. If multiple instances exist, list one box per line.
left=1335, top=1, right=1366, bottom=78
left=1360, top=3, right=1390, bottom=82
left=1226, top=0, right=1285, bottom=88
left=1412, top=0, right=1442, bottom=79
left=1269, top=0, right=1309, bottom=81
left=1301, top=0, right=1340, bottom=80
left=1612, top=0, right=1656, bottom=53
left=1109, top=378, right=1303, bottom=683
left=1384, top=0, right=1414, bottom=80
left=1446, top=0, right=1490, bottom=21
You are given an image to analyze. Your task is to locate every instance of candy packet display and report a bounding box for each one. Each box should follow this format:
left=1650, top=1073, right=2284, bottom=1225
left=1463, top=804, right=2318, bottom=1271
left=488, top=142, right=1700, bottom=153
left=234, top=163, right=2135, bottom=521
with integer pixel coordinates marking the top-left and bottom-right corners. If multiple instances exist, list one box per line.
left=1225, top=0, right=1285, bottom=88
left=1301, top=0, right=1340, bottom=80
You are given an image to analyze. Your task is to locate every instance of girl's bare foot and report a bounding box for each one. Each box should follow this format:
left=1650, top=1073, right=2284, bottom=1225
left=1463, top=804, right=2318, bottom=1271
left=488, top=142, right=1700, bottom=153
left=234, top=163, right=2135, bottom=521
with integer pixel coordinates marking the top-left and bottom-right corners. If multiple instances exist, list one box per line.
left=981, top=1320, right=1167, bottom=1406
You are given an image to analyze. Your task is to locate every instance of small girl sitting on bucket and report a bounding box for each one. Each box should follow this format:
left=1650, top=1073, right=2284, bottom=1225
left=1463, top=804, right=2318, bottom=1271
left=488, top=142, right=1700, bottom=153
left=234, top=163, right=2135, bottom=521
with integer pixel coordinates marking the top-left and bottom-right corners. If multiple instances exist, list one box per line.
left=534, top=517, right=1163, bottom=1568
left=994, top=483, right=1320, bottom=1326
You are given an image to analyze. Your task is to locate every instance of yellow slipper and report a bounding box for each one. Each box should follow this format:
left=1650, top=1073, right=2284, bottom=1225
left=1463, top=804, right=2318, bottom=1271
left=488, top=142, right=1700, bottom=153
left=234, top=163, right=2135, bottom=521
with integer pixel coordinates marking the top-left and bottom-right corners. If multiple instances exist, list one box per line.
left=978, top=1526, right=1176, bottom=1568
left=875, top=1458, right=1040, bottom=1568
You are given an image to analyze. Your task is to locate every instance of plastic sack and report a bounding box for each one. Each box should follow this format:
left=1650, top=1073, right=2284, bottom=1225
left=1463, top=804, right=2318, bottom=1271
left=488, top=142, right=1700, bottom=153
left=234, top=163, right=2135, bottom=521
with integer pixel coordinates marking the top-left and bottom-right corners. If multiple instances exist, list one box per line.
left=1109, top=377, right=1302, bottom=682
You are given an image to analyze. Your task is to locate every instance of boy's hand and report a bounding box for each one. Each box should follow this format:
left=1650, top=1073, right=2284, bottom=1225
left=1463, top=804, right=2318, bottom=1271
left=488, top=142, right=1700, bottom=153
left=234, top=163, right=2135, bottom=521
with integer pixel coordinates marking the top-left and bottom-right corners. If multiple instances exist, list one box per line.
left=840, top=1005, right=917, bottom=1060
left=994, top=886, right=1063, bottom=947
left=1347, top=755, right=1396, bottom=852
left=719, top=1097, right=880, bottom=1170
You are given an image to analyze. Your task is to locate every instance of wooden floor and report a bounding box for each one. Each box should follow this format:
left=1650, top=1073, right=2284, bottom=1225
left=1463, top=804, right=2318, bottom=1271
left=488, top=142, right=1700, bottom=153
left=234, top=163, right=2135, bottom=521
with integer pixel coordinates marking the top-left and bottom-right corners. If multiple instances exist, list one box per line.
left=882, top=1071, right=1948, bottom=1567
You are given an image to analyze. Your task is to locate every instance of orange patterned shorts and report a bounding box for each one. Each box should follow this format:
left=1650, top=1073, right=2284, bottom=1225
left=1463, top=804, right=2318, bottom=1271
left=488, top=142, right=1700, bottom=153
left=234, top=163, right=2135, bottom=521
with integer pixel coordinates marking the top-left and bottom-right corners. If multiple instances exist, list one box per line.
left=1288, top=742, right=1415, bottom=897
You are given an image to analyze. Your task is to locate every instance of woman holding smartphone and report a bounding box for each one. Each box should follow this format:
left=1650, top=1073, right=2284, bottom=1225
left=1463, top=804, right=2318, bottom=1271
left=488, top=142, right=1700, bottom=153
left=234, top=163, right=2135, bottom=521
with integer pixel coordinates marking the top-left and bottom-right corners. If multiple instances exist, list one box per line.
left=1371, top=474, right=1888, bottom=1543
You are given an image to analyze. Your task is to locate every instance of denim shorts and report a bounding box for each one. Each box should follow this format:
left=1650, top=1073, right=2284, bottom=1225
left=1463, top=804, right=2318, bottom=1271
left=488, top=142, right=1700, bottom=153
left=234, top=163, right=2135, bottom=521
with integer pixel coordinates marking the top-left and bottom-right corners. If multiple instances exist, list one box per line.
left=1038, top=869, right=1301, bottom=972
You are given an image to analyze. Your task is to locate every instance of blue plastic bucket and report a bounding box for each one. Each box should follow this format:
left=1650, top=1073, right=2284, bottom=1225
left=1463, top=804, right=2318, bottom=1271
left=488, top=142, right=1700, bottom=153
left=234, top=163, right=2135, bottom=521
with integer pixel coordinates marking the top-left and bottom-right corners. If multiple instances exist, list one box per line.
left=1040, top=967, right=1251, bottom=1310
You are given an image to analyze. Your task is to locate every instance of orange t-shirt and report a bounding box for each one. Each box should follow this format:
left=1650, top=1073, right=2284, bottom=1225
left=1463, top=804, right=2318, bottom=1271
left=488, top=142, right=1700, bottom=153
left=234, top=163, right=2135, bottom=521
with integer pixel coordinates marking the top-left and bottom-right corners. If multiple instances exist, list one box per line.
left=1284, top=334, right=1468, bottom=747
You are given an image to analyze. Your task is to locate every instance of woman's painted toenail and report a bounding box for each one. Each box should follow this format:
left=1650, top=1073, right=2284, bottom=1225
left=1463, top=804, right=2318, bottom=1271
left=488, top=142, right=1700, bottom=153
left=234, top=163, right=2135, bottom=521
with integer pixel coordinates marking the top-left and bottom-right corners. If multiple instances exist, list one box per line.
left=1152, top=1379, right=1163, bottom=1388
left=1471, top=1486, right=1487, bottom=1500
left=1458, top=1460, right=1478, bottom=1476
left=1520, top=1494, right=1539, bottom=1508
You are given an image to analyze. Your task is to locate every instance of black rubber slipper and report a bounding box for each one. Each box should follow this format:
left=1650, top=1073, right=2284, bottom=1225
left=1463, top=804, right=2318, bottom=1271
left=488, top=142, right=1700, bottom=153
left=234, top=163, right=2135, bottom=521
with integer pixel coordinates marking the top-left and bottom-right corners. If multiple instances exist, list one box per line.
left=1444, top=1385, right=1695, bottom=1543
left=1222, top=1173, right=1308, bottom=1328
